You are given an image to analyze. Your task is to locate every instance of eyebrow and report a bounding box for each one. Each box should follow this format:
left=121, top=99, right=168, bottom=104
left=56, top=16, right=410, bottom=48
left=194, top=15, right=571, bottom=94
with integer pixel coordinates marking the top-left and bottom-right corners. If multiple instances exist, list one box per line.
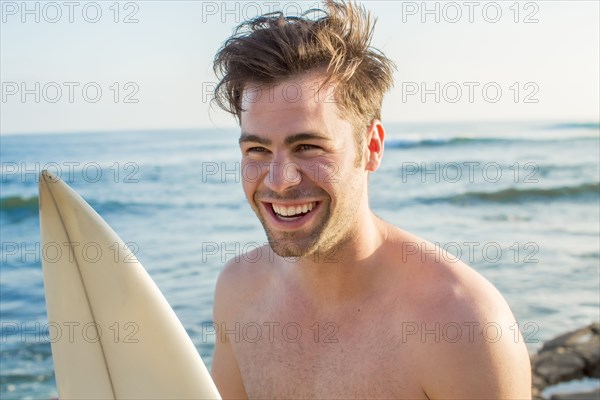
left=239, top=133, right=271, bottom=146
left=239, top=132, right=329, bottom=146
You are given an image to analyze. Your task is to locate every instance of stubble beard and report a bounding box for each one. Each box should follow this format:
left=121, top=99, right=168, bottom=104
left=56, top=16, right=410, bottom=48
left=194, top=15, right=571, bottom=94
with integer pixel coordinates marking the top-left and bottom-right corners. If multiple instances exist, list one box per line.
left=255, top=200, right=330, bottom=259
left=255, top=185, right=364, bottom=261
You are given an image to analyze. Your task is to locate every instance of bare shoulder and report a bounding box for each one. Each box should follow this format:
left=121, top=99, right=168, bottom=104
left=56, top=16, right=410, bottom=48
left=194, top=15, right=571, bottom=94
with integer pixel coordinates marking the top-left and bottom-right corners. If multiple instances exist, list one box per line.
left=386, top=226, right=517, bottom=321
left=213, top=244, right=275, bottom=322
left=211, top=245, right=275, bottom=399
left=387, top=227, right=532, bottom=399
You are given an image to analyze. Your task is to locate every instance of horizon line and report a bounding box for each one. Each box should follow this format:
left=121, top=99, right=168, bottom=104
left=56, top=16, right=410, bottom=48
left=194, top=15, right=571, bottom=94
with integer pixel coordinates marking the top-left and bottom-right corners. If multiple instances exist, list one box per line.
left=2, top=118, right=599, bottom=136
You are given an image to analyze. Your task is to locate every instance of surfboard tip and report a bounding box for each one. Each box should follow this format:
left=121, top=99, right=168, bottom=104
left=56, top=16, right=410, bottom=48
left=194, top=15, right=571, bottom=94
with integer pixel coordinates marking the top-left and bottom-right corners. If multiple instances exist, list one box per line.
left=40, top=169, right=60, bottom=184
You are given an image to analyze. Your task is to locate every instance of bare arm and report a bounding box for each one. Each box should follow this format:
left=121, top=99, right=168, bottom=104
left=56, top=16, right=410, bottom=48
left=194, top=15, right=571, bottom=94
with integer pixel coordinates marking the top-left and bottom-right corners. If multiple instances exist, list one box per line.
left=421, top=319, right=532, bottom=399
left=397, top=241, right=533, bottom=400
left=211, top=265, right=248, bottom=399
left=418, top=275, right=532, bottom=399
left=211, top=332, right=247, bottom=399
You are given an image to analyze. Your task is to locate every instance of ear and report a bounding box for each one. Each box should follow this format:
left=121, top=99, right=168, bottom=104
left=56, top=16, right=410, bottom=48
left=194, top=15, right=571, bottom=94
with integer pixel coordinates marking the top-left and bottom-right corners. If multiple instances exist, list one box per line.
left=364, top=120, right=385, bottom=172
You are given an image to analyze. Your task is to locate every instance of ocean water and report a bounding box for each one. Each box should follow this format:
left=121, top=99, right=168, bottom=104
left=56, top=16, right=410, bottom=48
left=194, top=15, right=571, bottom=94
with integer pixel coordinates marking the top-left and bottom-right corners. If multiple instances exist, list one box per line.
left=1, top=121, right=599, bottom=399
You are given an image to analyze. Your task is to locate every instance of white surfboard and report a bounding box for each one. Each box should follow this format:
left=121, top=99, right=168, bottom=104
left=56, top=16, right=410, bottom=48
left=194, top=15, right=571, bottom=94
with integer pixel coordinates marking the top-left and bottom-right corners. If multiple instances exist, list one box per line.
left=38, top=170, right=221, bottom=400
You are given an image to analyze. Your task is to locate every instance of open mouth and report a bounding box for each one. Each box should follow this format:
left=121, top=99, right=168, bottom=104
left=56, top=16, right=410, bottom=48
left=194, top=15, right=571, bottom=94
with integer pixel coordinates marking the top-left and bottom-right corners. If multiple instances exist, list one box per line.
left=270, top=201, right=317, bottom=221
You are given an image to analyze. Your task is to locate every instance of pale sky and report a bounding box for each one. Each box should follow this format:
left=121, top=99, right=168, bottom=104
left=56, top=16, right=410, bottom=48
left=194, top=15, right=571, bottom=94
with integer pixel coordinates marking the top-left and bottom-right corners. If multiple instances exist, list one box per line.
left=1, top=0, right=598, bottom=134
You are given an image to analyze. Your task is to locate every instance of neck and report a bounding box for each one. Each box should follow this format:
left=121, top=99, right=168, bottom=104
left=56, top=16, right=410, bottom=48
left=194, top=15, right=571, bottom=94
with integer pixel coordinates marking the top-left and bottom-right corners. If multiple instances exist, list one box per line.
left=281, top=207, right=389, bottom=307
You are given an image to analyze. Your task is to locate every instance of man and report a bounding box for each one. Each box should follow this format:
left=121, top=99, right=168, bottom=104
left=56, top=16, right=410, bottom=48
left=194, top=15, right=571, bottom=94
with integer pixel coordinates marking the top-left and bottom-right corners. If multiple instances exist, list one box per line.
left=210, top=1, right=532, bottom=398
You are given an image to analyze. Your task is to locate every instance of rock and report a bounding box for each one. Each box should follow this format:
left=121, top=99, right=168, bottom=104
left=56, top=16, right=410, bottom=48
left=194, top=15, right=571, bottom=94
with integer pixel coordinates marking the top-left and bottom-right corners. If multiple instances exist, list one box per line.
left=573, top=336, right=600, bottom=378
left=531, top=322, right=600, bottom=399
left=542, top=325, right=595, bottom=352
left=533, top=350, right=586, bottom=385
left=533, top=374, right=547, bottom=388
left=549, top=387, right=600, bottom=400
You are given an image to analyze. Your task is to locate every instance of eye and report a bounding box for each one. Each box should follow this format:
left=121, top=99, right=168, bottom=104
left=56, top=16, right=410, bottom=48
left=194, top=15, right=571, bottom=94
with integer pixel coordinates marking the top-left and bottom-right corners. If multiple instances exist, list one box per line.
left=247, top=146, right=269, bottom=154
left=297, top=144, right=320, bottom=152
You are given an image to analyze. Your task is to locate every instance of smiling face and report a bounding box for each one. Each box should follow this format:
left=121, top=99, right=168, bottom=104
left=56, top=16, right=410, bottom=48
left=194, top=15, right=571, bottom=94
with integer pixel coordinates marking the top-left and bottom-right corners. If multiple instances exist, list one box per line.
left=239, top=72, right=370, bottom=259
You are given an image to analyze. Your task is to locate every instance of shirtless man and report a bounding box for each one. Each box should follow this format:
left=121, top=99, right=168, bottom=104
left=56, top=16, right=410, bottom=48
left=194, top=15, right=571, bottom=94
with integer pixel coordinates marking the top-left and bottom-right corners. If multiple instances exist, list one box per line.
left=210, top=1, right=532, bottom=398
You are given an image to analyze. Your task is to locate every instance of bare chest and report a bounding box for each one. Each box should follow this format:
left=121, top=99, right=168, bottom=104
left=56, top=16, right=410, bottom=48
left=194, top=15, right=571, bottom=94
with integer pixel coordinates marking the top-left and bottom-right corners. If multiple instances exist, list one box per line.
left=229, top=306, right=426, bottom=399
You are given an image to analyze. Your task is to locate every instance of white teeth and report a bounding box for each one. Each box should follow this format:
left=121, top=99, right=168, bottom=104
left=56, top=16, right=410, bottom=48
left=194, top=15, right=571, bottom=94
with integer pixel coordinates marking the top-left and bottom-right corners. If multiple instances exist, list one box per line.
left=272, top=202, right=315, bottom=217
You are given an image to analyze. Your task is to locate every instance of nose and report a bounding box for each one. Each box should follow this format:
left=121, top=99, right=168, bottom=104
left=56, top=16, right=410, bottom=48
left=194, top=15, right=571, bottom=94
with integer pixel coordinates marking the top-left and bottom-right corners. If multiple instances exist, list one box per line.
left=263, top=156, right=302, bottom=193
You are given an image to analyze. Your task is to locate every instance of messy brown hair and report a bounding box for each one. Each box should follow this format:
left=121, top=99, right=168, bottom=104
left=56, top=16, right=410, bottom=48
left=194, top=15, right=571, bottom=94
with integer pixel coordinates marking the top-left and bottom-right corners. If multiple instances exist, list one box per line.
left=212, top=0, right=396, bottom=151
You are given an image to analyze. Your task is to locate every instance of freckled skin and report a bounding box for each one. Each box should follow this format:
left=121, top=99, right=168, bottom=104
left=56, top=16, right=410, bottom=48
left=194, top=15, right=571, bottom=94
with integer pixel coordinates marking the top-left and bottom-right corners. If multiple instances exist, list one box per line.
left=210, top=71, right=532, bottom=399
